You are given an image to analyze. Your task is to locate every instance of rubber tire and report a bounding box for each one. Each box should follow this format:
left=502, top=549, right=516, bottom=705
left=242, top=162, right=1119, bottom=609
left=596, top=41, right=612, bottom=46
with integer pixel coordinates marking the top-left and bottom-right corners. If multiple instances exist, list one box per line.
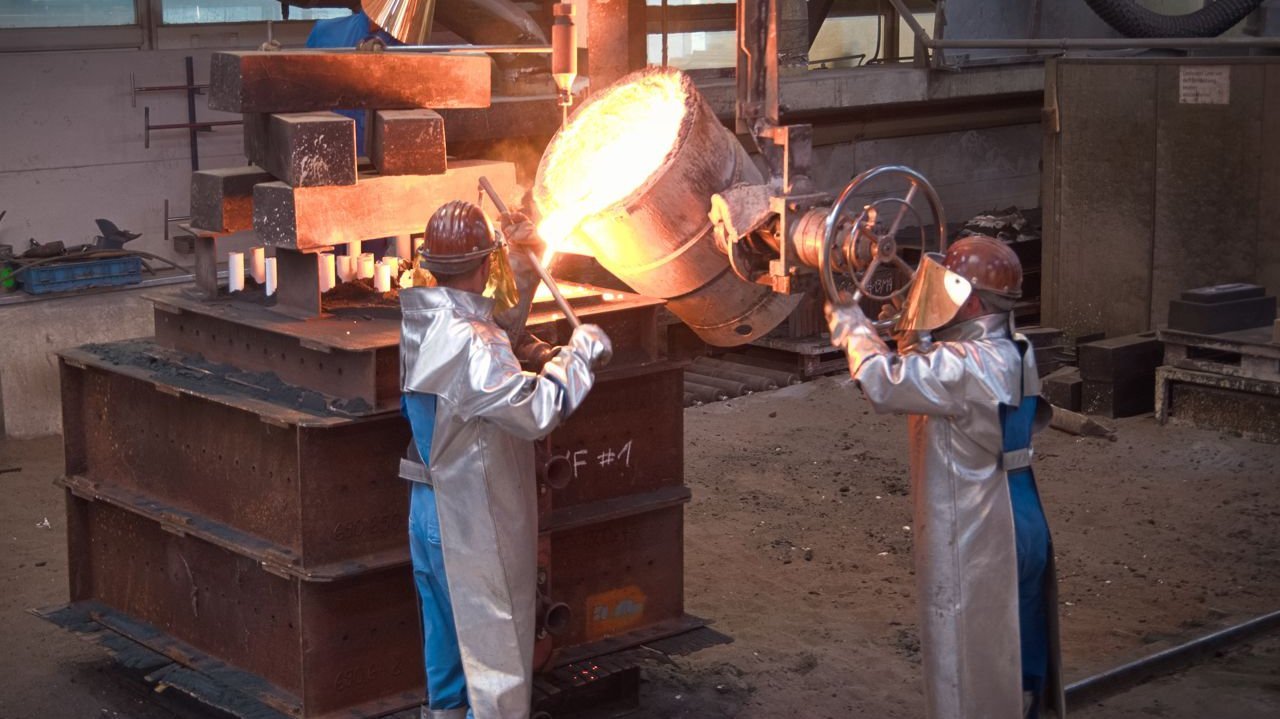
left=1085, top=0, right=1262, bottom=38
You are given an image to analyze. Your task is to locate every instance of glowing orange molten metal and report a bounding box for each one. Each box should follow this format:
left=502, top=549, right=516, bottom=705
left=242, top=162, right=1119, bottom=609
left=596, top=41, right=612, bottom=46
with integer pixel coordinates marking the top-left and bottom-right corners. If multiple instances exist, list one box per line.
left=534, top=69, right=689, bottom=262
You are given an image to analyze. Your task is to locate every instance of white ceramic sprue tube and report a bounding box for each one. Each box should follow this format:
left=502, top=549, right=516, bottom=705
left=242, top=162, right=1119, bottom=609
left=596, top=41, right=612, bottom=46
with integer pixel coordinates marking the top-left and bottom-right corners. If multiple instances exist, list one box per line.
left=359, top=253, right=376, bottom=279
left=227, top=251, right=245, bottom=292
left=374, top=263, right=392, bottom=293
left=250, top=247, right=266, bottom=283
left=396, top=234, right=412, bottom=259
left=336, top=255, right=354, bottom=282
left=264, top=257, right=278, bottom=296
left=321, top=253, right=336, bottom=291
left=347, top=241, right=361, bottom=259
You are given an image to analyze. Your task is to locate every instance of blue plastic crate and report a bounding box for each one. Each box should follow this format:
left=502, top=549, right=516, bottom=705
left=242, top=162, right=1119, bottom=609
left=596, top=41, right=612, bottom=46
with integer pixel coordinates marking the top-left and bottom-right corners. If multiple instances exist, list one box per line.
left=21, top=256, right=144, bottom=295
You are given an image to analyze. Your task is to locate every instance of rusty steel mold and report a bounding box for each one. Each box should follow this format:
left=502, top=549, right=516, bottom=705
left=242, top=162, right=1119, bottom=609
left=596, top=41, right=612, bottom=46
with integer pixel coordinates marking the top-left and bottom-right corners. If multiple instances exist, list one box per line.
left=64, top=495, right=424, bottom=718
left=52, top=277, right=696, bottom=717
left=60, top=345, right=411, bottom=578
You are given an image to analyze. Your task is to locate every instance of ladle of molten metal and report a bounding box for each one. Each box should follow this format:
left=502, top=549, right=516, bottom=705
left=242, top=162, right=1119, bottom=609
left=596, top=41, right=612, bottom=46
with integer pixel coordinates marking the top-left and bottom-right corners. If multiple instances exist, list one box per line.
left=478, top=176, right=582, bottom=329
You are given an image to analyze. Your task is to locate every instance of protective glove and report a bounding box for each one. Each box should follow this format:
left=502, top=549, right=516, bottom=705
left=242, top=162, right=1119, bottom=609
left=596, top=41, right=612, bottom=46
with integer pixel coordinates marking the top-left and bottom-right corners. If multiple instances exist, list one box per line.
left=501, top=211, right=545, bottom=257
left=826, top=300, right=890, bottom=376
left=877, top=294, right=904, bottom=322
left=512, top=331, right=559, bottom=372
left=825, top=301, right=874, bottom=349
left=569, top=324, right=612, bottom=369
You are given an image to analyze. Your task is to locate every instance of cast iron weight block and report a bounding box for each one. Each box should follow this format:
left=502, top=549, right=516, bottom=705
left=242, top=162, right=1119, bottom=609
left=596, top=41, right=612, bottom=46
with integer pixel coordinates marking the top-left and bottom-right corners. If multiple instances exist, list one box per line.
left=1078, top=333, right=1164, bottom=383
left=190, top=165, right=274, bottom=234
left=1168, top=283, right=1277, bottom=335
left=1042, top=366, right=1082, bottom=412
left=371, top=110, right=448, bottom=176
left=1083, top=378, right=1156, bottom=419
left=243, top=112, right=358, bottom=188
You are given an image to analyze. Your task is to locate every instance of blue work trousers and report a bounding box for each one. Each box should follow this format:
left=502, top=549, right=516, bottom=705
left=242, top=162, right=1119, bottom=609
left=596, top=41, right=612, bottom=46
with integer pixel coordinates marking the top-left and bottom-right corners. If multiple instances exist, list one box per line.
left=1010, top=469, right=1050, bottom=686
left=1002, top=394, right=1051, bottom=717
left=408, top=481, right=470, bottom=714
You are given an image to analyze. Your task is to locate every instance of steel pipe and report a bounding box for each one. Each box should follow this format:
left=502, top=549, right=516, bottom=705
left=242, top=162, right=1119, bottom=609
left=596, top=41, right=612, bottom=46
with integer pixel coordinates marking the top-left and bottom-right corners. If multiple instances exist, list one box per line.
left=685, top=381, right=730, bottom=403
left=886, top=0, right=1280, bottom=52
left=693, top=357, right=800, bottom=387
left=685, top=372, right=749, bottom=397
left=384, top=44, right=552, bottom=53
left=689, top=360, right=778, bottom=392
left=1065, top=608, right=1280, bottom=709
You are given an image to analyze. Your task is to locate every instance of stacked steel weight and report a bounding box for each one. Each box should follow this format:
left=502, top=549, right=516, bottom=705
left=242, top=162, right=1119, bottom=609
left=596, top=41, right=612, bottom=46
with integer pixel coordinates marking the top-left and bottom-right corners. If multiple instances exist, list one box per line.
left=46, top=50, right=693, bottom=718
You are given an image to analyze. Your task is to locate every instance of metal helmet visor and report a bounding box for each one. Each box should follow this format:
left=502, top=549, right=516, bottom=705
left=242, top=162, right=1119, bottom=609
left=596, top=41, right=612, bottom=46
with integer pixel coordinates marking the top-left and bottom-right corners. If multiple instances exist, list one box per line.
left=897, top=253, right=973, bottom=332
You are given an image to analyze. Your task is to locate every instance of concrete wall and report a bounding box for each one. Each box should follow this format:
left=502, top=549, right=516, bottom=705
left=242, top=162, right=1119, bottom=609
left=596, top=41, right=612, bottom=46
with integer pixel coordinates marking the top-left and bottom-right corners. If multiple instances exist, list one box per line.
left=0, top=47, right=251, bottom=438
left=0, top=289, right=155, bottom=438
left=1043, top=56, right=1280, bottom=338
left=810, top=123, right=1042, bottom=225
left=0, top=49, right=245, bottom=261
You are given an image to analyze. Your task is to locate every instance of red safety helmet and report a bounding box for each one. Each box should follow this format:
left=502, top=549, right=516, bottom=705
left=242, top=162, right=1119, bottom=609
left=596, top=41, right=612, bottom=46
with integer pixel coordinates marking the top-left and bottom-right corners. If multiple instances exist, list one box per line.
left=943, top=234, right=1022, bottom=301
left=898, top=234, right=1022, bottom=331
left=420, top=200, right=498, bottom=276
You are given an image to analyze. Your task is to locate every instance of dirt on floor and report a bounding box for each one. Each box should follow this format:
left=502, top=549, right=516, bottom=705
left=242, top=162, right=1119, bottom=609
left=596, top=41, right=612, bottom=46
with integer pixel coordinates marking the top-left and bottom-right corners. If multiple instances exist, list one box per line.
left=2, top=376, right=1279, bottom=718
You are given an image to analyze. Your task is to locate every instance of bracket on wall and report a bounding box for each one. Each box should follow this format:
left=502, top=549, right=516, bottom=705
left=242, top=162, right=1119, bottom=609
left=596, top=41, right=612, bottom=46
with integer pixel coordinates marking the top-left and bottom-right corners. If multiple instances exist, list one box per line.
left=137, top=56, right=242, bottom=170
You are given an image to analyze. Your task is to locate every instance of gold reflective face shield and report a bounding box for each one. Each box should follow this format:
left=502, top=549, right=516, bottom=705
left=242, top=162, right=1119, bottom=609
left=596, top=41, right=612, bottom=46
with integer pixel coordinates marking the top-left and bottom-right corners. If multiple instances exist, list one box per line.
left=897, top=253, right=973, bottom=332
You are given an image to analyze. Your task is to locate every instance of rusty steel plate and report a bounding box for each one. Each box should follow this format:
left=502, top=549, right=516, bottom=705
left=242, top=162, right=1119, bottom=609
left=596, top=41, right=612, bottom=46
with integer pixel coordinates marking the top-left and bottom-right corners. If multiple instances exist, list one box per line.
left=66, top=494, right=424, bottom=718
left=60, top=344, right=412, bottom=575
left=548, top=504, right=686, bottom=649
left=147, top=283, right=665, bottom=412
left=547, top=364, right=684, bottom=510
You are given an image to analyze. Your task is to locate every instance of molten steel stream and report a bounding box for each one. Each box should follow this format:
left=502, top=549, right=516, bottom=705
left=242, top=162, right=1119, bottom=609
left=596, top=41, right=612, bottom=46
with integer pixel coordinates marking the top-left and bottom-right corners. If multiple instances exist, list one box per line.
left=534, top=70, right=689, bottom=264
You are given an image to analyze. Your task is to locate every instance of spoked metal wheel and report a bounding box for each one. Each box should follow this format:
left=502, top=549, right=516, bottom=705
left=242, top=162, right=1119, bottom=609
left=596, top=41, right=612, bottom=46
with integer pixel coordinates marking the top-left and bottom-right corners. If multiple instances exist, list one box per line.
left=820, top=165, right=948, bottom=324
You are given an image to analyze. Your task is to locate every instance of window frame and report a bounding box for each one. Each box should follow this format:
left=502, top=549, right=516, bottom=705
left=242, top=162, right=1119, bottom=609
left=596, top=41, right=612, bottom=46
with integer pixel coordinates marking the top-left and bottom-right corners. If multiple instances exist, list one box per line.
left=0, top=0, right=341, bottom=53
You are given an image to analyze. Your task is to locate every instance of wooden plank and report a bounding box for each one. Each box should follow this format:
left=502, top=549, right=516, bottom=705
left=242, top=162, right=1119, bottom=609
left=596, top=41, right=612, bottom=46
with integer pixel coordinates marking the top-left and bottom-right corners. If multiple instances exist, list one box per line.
left=370, top=110, right=447, bottom=176
left=208, top=50, right=491, bottom=113
left=245, top=112, right=357, bottom=188
left=254, top=160, right=518, bottom=251
left=191, top=165, right=274, bottom=234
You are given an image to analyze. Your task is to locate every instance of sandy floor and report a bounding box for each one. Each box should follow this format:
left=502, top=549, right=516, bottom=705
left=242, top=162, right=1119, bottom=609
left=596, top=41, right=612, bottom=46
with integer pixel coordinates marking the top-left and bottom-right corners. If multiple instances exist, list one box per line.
left=2, top=376, right=1279, bottom=718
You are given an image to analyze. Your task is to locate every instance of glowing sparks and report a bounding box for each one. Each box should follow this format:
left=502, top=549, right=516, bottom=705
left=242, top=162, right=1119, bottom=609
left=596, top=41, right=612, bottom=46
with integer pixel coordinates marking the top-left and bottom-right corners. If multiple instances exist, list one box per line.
left=534, top=69, right=690, bottom=264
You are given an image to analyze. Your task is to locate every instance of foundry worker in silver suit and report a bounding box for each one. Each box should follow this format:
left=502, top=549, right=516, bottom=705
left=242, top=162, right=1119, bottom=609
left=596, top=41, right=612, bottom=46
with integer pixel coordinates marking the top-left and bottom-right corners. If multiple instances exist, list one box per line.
left=398, top=200, right=611, bottom=719
left=826, top=235, right=1064, bottom=719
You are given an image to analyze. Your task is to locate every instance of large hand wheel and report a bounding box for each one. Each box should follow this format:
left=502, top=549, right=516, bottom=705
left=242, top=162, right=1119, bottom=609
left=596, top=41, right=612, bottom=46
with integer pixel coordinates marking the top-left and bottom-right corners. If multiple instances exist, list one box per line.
left=820, top=166, right=948, bottom=317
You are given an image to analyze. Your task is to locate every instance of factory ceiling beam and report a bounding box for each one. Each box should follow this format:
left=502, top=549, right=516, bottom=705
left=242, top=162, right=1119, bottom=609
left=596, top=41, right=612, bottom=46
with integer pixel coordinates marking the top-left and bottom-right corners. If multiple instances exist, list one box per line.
left=208, top=50, right=491, bottom=113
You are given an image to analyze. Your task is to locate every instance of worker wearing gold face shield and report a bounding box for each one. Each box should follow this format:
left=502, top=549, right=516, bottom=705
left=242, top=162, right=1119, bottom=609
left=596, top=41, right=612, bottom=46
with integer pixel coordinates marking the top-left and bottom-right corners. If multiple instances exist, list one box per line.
left=827, top=235, right=1064, bottom=719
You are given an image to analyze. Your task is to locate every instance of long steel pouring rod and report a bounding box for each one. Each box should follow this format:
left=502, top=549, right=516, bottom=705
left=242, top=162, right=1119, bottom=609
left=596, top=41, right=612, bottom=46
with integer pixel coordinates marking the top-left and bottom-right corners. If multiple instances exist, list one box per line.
left=384, top=44, right=554, bottom=53
left=478, top=177, right=582, bottom=329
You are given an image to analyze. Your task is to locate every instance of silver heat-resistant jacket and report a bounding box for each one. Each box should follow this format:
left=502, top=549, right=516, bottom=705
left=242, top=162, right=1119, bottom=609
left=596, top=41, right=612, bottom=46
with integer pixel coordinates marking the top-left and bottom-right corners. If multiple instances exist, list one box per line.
left=841, top=313, right=1056, bottom=719
left=400, top=286, right=598, bottom=719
